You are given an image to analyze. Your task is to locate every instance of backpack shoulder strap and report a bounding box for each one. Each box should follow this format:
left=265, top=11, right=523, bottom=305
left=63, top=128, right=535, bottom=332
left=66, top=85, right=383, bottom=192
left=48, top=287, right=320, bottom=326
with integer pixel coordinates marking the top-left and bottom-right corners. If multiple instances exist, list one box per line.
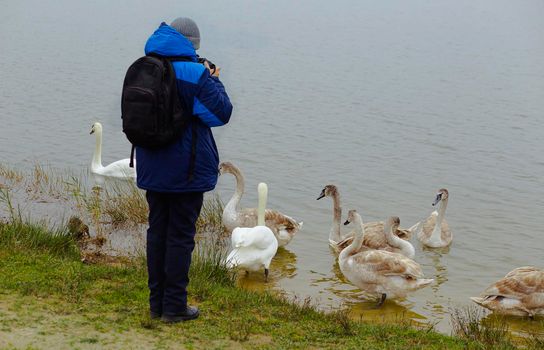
left=146, top=53, right=193, bottom=62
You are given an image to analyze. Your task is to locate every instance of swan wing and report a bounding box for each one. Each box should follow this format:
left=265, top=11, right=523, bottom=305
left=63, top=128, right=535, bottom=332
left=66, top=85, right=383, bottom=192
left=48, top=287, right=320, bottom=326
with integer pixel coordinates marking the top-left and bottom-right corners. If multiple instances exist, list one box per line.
left=479, top=267, right=544, bottom=300
left=418, top=211, right=438, bottom=240
left=361, top=221, right=411, bottom=249
left=98, top=159, right=136, bottom=178
left=440, top=219, right=452, bottom=243
left=236, top=208, right=259, bottom=227
left=505, top=266, right=542, bottom=278
left=352, top=250, right=424, bottom=279
left=336, top=235, right=354, bottom=252
left=248, top=226, right=278, bottom=250
left=230, top=227, right=246, bottom=248
left=237, top=208, right=300, bottom=230
left=361, top=224, right=388, bottom=249
left=396, top=227, right=413, bottom=240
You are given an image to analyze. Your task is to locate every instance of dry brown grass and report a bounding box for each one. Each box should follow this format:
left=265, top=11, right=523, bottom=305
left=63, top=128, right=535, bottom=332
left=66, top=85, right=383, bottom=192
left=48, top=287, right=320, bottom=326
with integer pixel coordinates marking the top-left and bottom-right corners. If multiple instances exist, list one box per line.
left=196, top=194, right=226, bottom=235
left=102, top=182, right=148, bottom=227
left=27, top=164, right=65, bottom=199
left=0, top=164, right=23, bottom=184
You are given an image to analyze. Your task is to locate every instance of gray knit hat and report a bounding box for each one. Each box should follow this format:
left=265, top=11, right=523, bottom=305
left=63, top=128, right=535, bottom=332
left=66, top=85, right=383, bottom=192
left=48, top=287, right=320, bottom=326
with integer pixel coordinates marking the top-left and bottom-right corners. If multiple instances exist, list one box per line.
left=170, top=17, right=200, bottom=50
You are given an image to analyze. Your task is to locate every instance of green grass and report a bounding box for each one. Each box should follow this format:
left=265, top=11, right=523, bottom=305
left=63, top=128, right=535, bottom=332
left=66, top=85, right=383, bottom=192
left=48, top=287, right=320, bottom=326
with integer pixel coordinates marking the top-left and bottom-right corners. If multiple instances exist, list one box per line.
left=0, top=219, right=490, bottom=350
left=0, top=218, right=80, bottom=260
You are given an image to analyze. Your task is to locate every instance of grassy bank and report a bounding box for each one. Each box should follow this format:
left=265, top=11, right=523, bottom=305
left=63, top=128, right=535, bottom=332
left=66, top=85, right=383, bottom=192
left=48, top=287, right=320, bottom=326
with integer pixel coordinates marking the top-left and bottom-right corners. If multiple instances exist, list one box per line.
left=0, top=164, right=541, bottom=349
left=2, top=218, right=540, bottom=350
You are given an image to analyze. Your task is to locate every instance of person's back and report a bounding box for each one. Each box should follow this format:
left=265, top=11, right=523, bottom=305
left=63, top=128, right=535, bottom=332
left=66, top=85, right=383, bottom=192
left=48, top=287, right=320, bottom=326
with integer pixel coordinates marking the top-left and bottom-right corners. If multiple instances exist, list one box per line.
left=136, top=18, right=232, bottom=323
left=136, top=21, right=231, bottom=192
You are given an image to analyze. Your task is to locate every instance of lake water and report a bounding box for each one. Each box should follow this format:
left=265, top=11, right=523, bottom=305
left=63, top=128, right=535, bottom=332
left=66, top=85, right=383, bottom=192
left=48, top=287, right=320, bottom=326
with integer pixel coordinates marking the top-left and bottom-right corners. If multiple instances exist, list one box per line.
left=1, top=0, right=543, bottom=335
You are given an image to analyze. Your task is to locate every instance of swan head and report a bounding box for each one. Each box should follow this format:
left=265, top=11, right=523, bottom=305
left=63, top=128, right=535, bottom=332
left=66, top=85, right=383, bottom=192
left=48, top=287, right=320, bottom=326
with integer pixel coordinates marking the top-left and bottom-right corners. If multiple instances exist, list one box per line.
left=384, top=216, right=401, bottom=232
left=317, top=184, right=338, bottom=200
left=432, top=188, right=449, bottom=206
left=234, top=241, right=245, bottom=248
left=343, top=209, right=358, bottom=225
left=90, top=122, right=102, bottom=135
left=218, top=161, right=240, bottom=176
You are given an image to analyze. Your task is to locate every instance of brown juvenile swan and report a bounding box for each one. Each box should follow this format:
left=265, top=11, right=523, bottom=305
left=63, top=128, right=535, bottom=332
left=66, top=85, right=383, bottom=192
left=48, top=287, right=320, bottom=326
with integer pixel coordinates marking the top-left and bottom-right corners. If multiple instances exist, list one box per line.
left=317, top=184, right=419, bottom=255
left=416, top=188, right=452, bottom=248
left=219, top=162, right=302, bottom=247
left=339, top=210, right=433, bottom=307
left=471, top=266, right=544, bottom=317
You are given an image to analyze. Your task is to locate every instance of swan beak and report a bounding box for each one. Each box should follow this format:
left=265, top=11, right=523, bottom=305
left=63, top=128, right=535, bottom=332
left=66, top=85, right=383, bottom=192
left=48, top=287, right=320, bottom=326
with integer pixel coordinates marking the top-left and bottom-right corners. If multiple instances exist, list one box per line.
left=316, top=191, right=325, bottom=200
left=432, top=193, right=442, bottom=206
left=90, top=127, right=95, bottom=135
left=343, top=220, right=350, bottom=226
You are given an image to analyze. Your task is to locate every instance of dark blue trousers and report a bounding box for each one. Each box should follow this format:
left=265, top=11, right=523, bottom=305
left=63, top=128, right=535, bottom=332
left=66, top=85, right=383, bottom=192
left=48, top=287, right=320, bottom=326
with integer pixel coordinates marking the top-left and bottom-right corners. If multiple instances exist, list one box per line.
left=145, top=190, right=204, bottom=316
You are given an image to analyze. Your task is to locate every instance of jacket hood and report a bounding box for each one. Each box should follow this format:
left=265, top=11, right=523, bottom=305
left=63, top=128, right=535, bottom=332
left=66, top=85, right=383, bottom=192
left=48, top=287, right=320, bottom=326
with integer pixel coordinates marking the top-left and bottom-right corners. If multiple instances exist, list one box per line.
left=144, top=22, right=197, bottom=60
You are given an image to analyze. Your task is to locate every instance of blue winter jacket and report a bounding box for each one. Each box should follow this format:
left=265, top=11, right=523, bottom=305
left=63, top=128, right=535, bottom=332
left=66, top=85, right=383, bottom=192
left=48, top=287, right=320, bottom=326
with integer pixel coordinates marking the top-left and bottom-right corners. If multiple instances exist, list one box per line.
left=136, top=23, right=232, bottom=193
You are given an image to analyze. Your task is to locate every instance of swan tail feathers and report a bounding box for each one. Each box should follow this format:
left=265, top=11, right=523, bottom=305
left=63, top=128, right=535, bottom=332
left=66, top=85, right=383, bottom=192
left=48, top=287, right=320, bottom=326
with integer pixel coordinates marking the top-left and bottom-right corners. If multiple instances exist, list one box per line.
left=470, top=297, right=485, bottom=307
left=408, top=220, right=422, bottom=234
left=417, top=278, right=434, bottom=288
left=225, top=250, right=239, bottom=268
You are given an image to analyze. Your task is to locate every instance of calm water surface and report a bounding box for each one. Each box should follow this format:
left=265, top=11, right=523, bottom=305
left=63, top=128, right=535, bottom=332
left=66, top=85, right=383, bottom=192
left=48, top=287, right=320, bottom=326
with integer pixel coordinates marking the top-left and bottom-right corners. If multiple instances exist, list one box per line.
left=1, top=0, right=544, bottom=334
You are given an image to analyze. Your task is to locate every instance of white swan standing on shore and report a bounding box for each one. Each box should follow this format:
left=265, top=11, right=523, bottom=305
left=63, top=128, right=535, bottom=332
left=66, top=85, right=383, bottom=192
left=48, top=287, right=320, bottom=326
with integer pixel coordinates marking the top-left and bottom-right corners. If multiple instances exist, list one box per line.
left=226, top=183, right=278, bottom=281
left=219, top=162, right=302, bottom=247
left=416, top=188, right=452, bottom=248
left=317, top=185, right=417, bottom=254
left=471, top=266, right=544, bottom=317
left=90, top=122, right=136, bottom=179
left=340, top=210, right=433, bottom=307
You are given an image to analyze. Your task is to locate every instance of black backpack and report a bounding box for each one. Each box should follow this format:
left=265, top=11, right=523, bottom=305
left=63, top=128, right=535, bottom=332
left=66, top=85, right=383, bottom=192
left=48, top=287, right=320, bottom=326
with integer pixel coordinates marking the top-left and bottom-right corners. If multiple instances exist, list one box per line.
left=121, top=55, right=194, bottom=168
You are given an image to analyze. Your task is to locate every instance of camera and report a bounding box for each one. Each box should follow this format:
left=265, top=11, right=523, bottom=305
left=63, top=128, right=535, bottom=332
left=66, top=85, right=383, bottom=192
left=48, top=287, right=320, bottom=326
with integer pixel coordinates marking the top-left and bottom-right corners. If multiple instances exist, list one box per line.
left=197, top=56, right=216, bottom=71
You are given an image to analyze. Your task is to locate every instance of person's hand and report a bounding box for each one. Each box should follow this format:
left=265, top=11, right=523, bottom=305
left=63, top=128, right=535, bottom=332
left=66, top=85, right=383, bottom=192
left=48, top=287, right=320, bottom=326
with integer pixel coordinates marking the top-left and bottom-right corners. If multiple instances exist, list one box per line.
left=203, top=60, right=220, bottom=78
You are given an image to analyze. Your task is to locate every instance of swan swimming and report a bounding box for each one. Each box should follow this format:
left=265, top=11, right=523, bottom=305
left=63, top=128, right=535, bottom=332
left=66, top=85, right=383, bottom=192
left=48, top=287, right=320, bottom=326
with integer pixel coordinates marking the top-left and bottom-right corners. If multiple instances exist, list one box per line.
left=317, top=184, right=417, bottom=254
left=219, top=162, right=302, bottom=247
left=416, top=188, right=452, bottom=248
left=226, top=182, right=278, bottom=281
left=471, top=266, right=544, bottom=317
left=90, top=122, right=136, bottom=179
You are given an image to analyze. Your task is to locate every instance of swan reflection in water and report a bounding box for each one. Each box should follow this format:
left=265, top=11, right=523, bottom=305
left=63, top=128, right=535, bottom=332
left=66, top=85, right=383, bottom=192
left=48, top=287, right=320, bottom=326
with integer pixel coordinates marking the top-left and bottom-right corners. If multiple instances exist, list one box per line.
left=237, top=247, right=298, bottom=292
left=419, top=246, right=450, bottom=327
left=421, top=246, right=450, bottom=292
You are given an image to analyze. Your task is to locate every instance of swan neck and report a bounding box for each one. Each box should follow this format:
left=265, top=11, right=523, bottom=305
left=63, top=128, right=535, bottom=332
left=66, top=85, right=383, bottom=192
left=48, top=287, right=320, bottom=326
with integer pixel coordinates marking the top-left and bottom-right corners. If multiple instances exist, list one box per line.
left=330, top=192, right=342, bottom=242
left=386, top=224, right=414, bottom=258
left=430, top=198, right=448, bottom=240
left=257, top=183, right=267, bottom=226
left=225, top=168, right=244, bottom=214
left=437, top=197, right=448, bottom=220
left=92, top=129, right=102, bottom=168
left=341, top=215, right=365, bottom=259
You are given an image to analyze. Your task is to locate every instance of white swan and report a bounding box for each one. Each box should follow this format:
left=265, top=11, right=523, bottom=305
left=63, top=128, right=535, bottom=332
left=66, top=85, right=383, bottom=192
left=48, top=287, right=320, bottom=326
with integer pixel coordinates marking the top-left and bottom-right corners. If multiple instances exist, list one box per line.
left=90, top=122, right=136, bottom=179
left=219, top=162, right=302, bottom=247
left=317, top=185, right=418, bottom=254
left=226, top=183, right=278, bottom=281
left=416, top=188, right=452, bottom=248
left=471, top=266, right=544, bottom=317
left=339, top=210, right=433, bottom=307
